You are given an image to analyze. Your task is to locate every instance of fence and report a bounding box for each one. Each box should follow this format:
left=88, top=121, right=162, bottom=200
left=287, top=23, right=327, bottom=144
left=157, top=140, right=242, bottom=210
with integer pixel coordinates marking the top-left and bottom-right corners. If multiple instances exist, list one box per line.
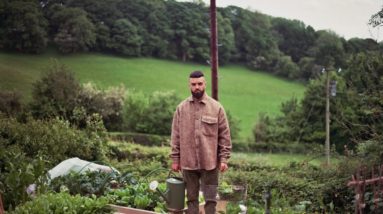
left=348, top=165, right=383, bottom=214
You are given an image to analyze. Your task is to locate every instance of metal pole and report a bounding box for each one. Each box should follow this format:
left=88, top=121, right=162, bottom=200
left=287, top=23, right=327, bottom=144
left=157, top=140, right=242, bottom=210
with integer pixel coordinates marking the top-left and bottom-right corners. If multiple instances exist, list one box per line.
left=264, top=188, right=271, bottom=214
left=210, top=0, right=218, bottom=101
left=325, top=69, right=330, bottom=166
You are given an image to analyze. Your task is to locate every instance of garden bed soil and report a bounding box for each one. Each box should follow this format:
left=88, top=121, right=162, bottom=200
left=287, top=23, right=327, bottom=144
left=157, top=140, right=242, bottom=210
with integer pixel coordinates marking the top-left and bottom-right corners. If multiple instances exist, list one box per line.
left=111, top=200, right=228, bottom=214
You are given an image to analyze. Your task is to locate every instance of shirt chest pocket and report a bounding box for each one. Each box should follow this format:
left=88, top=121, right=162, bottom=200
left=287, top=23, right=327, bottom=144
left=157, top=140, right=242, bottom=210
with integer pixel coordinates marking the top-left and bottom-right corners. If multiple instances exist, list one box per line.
left=201, top=116, right=218, bottom=136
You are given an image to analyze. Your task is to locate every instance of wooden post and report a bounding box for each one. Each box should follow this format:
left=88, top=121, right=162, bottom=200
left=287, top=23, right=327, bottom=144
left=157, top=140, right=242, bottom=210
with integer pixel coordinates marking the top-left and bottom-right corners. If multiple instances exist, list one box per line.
left=325, top=69, right=330, bottom=166
left=210, top=0, right=218, bottom=101
left=0, top=193, right=4, bottom=214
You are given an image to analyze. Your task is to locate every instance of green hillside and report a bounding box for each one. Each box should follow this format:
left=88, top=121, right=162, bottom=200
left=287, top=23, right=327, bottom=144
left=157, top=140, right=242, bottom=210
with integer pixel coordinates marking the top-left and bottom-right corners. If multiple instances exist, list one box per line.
left=0, top=51, right=305, bottom=138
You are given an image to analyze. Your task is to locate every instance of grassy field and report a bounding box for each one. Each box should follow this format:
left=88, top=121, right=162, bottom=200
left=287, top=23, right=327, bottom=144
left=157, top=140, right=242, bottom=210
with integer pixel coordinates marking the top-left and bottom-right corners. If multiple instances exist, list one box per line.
left=0, top=51, right=305, bottom=138
left=231, top=152, right=329, bottom=167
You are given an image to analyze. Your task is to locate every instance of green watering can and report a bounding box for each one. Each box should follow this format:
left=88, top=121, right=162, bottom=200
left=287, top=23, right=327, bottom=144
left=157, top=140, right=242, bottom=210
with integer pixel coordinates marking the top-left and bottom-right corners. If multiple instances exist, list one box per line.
left=150, top=175, right=185, bottom=211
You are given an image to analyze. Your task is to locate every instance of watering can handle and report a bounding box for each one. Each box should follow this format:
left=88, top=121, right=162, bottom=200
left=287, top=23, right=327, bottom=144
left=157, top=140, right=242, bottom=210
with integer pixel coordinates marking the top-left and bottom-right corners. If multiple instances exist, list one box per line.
left=167, top=169, right=183, bottom=178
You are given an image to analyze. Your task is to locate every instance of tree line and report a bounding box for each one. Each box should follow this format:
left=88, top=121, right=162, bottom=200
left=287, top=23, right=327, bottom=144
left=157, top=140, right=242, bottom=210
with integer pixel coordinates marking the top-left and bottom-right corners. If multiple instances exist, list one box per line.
left=1, top=0, right=382, bottom=81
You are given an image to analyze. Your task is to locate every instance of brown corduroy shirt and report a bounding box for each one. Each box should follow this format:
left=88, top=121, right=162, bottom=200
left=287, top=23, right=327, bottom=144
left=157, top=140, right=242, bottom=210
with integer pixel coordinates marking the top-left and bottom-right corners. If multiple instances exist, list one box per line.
left=170, top=94, right=232, bottom=170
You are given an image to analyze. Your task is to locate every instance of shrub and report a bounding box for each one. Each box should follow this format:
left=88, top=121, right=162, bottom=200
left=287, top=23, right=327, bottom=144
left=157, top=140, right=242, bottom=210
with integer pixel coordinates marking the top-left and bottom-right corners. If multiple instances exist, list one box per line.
left=108, top=132, right=169, bottom=147
left=0, top=91, right=22, bottom=117
left=0, top=116, right=107, bottom=166
left=123, top=90, right=181, bottom=135
left=29, top=60, right=81, bottom=121
left=78, top=83, right=125, bottom=131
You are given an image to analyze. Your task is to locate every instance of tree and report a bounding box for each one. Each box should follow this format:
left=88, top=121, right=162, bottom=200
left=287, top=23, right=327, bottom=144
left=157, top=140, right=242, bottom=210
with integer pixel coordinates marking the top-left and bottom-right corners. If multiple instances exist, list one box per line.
left=109, top=18, right=143, bottom=56
left=2, top=0, right=48, bottom=53
left=271, top=18, right=316, bottom=63
left=49, top=5, right=96, bottom=53
left=309, top=30, right=346, bottom=68
left=340, top=52, right=383, bottom=146
left=216, top=11, right=235, bottom=64
left=369, top=7, right=383, bottom=27
left=118, top=0, right=171, bottom=57
left=64, top=0, right=123, bottom=51
left=344, top=38, right=379, bottom=54
left=166, top=1, right=210, bottom=62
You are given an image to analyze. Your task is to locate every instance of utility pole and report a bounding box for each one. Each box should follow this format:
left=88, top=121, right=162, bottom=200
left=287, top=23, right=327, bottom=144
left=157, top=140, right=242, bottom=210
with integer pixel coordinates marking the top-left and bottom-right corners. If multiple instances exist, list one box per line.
left=325, top=68, right=330, bottom=166
left=210, top=0, right=218, bottom=101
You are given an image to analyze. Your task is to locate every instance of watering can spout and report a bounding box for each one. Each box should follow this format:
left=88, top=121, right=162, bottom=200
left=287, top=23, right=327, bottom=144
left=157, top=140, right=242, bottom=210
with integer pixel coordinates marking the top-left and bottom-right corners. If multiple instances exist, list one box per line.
left=149, top=177, right=185, bottom=211
left=149, top=180, right=170, bottom=203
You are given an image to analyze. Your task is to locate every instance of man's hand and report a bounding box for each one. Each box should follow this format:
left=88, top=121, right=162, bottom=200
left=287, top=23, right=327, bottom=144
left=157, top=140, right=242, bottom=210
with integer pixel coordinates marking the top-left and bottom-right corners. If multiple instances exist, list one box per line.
left=171, top=163, right=181, bottom=172
left=219, top=162, right=228, bottom=173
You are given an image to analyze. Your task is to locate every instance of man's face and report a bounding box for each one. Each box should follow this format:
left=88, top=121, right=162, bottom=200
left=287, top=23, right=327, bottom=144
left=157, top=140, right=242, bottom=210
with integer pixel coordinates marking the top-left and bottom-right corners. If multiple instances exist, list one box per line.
left=189, top=77, right=206, bottom=99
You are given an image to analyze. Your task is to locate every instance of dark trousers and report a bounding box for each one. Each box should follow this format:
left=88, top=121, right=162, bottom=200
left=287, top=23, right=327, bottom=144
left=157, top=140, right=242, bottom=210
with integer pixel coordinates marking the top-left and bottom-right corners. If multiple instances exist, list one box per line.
left=182, top=168, right=219, bottom=214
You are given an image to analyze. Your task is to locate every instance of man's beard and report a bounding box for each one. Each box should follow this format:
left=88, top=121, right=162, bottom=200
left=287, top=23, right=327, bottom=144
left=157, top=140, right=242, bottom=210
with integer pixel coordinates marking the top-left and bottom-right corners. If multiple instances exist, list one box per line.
left=191, top=90, right=204, bottom=99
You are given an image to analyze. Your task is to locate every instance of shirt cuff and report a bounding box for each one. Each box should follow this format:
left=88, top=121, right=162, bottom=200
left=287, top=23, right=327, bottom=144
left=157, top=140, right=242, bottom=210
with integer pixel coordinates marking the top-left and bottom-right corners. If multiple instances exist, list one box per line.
left=172, top=158, right=180, bottom=164
left=220, top=157, right=228, bottom=163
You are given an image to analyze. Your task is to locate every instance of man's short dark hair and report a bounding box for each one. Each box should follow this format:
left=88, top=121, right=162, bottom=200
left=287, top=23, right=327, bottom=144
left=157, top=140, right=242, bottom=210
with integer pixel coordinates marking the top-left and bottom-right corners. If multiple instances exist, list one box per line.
left=189, top=71, right=204, bottom=78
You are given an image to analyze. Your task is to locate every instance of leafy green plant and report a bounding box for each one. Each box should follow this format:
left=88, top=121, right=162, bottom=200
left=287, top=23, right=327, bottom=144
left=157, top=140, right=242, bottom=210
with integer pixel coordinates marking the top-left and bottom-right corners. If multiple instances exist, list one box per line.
left=0, top=149, right=49, bottom=211
left=8, top=192, right=113, bottom=214
left=107, top=182, right=166, bottom=212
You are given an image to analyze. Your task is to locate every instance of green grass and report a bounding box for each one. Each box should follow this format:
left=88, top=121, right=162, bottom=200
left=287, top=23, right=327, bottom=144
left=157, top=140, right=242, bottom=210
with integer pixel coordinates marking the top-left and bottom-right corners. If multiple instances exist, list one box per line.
left=231, top=152, right=329, bottom=167
left=0, top=51, right=305, bottom=138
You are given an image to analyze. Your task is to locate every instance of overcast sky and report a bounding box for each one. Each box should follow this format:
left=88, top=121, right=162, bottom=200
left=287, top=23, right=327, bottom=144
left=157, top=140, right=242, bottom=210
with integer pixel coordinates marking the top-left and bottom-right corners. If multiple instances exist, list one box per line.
left=184, top=0, right=383, bottom=41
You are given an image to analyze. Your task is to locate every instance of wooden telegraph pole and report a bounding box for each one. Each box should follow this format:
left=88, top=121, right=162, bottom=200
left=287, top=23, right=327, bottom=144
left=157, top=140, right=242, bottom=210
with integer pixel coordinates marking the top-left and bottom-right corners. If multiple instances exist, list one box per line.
left=325, top=68, right=330, bottom=166
left=210, top=0, right=218, bottom=101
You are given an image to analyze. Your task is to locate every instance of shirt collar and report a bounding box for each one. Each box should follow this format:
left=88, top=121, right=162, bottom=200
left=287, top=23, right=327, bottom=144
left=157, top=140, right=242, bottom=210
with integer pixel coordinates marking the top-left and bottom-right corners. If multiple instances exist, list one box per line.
left=188, top=93, right=207, bottom=104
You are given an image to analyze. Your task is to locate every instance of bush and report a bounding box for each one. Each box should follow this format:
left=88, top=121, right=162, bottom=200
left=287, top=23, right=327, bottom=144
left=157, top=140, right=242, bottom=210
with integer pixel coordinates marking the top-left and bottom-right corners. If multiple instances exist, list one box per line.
left=221, top=159, right=355, bottom=213
left=9, top=192, right=113, bottom=214
left=0, top=91, right=22, bottom=117
left=0, top=116, right=108, bottom=166
left=29, top=60, right=81, bottom=121
left=78, top=83, right=125, bottom=131
left=123, top=90, right=181, bottom=135
left=108, top=132, right=169, bottom=147
left=232, top=140, right=323, bottom=154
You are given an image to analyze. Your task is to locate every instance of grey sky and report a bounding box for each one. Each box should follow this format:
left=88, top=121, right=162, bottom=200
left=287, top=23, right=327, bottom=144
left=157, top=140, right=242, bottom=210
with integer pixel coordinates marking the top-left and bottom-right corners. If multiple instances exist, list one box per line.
left=187, top=0, right=383, bottom=41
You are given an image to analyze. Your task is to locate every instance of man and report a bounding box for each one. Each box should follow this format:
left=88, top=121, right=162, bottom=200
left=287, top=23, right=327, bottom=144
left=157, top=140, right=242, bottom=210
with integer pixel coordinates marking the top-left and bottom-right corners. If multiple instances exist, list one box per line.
left=170, top=71, right=232, bottom=214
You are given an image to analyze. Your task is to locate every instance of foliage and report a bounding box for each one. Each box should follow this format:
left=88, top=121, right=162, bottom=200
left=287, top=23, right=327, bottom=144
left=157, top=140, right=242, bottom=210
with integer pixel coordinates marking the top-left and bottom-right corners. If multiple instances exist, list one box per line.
left=226, top=110, right=241, bottom=140
left=0, top=115, right=108, bottom=166
left=8, top=192, right=113, bottom=214
left=222, top=160, right=354, bottom=213
left=107, top=141, right=169, bottom=170
left=49, top=170, right=128, bottom=197
left=123, top=90, right=181, bottom=135
left=109, top=18, right=143, bottom=56
left=1, top=0, right=48, bottom=53
left=0, top=150, right=49, bottom=211
left=30, top=60, right=81, bottom=121
left=108, top=132, right=169, bottom=147
left=78, top=83, right=125, bottom=131
left=107, top=182, right=166, bottom=211
left=369, top=7, right=383, bottom=27
left=48, top=4, right=96, bottom=53
left=0, top=90, right=22, bottom=117
left=166, top=1, right=210, bottom=62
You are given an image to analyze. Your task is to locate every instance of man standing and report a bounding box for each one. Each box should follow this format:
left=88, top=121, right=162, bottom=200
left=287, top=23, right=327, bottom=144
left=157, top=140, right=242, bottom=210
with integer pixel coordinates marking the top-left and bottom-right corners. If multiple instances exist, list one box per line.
left=170, top=71, right=232, bottom=214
